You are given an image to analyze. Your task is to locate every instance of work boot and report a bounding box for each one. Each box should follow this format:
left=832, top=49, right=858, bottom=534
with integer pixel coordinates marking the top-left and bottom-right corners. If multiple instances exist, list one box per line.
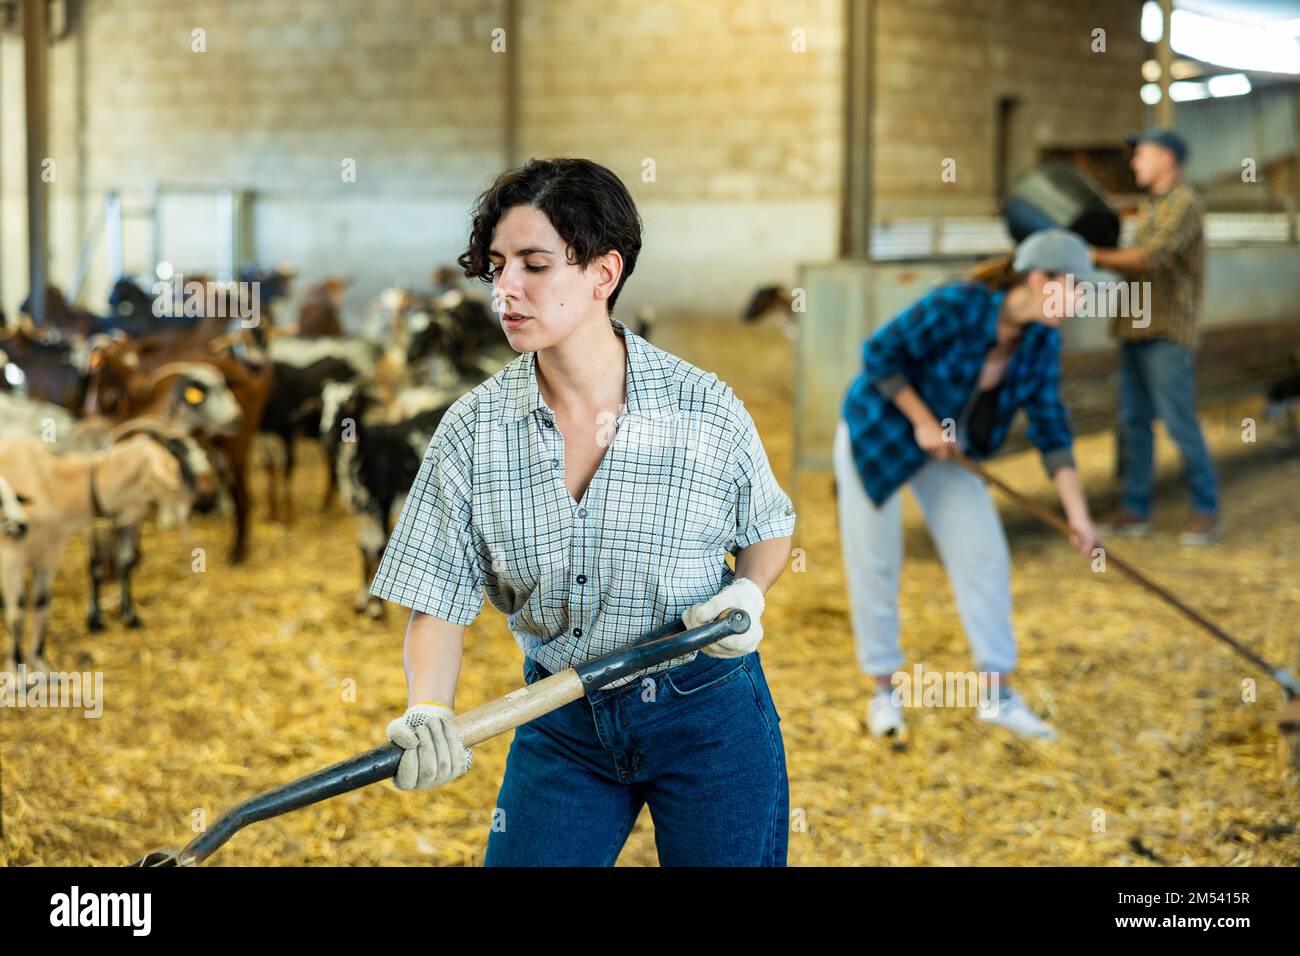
left=1098, top=507, right=1151, bottom=537
left=1179, top=511, right=1221, bottom=546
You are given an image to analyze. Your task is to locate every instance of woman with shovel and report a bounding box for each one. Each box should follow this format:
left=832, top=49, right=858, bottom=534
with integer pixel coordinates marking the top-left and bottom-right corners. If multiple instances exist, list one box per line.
left=834, top=229, right=1105, bottom=742
left=369, top=158, right=796, bottom=866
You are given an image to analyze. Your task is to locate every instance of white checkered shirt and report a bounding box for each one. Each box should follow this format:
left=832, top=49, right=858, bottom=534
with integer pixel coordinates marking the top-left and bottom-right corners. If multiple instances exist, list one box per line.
left=370, top=317, right=796, bottom=686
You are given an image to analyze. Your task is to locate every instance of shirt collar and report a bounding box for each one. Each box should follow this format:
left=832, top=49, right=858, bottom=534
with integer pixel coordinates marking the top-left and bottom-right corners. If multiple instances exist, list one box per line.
left=501, top=317, right=677, bottom=423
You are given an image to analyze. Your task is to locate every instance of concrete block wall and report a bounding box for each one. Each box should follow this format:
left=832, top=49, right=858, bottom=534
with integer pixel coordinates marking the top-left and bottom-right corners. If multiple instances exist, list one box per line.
left=1, top=0, right=1146, bottom=324
left=871, top=0, right=1146, bottom=217
left=514, top=0, right=844, bottom=316
left=2, top=0, right=512, bottom=322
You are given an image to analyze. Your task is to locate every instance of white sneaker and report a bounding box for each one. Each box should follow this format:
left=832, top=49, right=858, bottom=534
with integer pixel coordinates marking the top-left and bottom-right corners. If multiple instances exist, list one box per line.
left=978, top=691, right=1058, bottom=741
left=867, top=690, right=906, bottom=737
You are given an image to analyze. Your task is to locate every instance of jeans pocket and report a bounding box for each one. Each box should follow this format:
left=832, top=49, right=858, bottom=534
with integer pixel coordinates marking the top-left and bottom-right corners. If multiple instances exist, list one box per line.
left=743, top=654, right=783, bottom=725
left=663, top=656, right=748, bottom=697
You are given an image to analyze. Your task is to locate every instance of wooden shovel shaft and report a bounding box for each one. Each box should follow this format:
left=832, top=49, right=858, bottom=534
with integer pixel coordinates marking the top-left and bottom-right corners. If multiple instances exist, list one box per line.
left=951, top=451, right=1294, bottom=688
left=159, top=609, right=748, bottom=866
left=453, top=668, right=586, bottom=749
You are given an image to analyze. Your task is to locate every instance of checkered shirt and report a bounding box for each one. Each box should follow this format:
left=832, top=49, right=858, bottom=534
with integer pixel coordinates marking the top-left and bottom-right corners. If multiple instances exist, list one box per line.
left=1110, top=181, right=1206, bottom=350
left=841, top=280, right=1076, bottom=506
left=370, top=317, right=796, bottom=687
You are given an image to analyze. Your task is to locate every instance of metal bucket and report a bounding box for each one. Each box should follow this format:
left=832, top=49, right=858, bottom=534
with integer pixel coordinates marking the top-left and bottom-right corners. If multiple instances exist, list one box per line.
left=1004, top=161, right=1121, bottom=247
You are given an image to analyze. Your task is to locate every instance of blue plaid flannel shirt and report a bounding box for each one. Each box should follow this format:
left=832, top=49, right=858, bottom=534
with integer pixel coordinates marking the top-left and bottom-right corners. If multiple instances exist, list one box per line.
left=841, top=279, right=1076, bottom=506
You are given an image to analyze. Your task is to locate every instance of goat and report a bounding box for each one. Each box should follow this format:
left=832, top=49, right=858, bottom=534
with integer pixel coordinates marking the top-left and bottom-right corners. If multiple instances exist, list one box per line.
left=319, top=382, right=451, bottom=619
left=0, top=432, right=210, bottom=674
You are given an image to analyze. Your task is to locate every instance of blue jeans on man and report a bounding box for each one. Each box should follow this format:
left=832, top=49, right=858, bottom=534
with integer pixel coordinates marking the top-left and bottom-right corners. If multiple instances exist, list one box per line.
left=1118, top=338, right=1219, bottom=517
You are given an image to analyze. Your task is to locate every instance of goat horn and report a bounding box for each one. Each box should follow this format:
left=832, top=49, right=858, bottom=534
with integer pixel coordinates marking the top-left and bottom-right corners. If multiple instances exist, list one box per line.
left=107, top=415, right=185, bottom=444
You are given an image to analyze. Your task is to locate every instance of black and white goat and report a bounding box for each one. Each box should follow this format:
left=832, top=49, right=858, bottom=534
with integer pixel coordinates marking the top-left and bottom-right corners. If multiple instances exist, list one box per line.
left=319, top=381, right=452, bottom=620
left=258, top=335, right=380, bottom=520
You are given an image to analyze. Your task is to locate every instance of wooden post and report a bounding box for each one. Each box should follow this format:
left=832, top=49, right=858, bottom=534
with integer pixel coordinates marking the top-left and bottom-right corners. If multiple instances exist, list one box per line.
left=503, top=0, right=519, bottom=169
left=0, top=36, right=5, bottom=314
left=23, top=0, right=50, bottom=326
left=1156, top=0, right=1174, bottom=127
left=1292, top=88, right=1300, bottom=230
left=839, top=0, right=873, bottom=259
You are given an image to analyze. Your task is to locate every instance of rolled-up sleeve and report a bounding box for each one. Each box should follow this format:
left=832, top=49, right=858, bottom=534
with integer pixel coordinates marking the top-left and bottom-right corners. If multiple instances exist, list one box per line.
left=370, top=405, right=484, bottom=625
left=1022, top=343, right=1076, bottom=477
left=728, top=398, right=796, bottom=552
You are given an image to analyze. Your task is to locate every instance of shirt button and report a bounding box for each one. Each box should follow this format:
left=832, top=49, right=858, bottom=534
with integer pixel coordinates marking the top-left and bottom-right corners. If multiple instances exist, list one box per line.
left=573, top=628, right=583, bottom=638
left=543, top=418, right=554, bottom=429
left=576, top=574, right=586, bottom=584
left=552, top=458, right=560, bottom=469
left=577, top=508, right=587, bottom=519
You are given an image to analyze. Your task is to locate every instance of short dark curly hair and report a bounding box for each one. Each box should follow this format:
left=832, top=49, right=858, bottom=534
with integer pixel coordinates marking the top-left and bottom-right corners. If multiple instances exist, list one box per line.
left=457, top=158, right=643, bottom=313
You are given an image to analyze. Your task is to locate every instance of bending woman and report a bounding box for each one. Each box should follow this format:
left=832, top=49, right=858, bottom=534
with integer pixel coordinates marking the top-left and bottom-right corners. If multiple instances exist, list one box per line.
left=371, top=158, right=796, bottom=866
left=835, top=229, right=1103, bottom=742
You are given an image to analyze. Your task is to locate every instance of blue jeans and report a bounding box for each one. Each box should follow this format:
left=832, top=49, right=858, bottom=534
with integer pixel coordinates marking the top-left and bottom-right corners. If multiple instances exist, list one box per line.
left=834, top=420, right=1017, bottom=677
left=483, top=650, right=789, bottom=866
left=1118, top=339, right=1219, bottom=517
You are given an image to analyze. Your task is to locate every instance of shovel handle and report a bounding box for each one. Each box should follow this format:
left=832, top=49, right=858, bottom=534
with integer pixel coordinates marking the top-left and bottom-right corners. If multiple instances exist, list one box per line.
left=455, top=608, right=748, bottom=746
left=163, top=608, right=749, bottom=866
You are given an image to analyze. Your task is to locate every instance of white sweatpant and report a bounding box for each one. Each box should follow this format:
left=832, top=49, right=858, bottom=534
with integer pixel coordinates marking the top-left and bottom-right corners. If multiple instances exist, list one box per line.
left=833, top=418, right=1018, bottom=677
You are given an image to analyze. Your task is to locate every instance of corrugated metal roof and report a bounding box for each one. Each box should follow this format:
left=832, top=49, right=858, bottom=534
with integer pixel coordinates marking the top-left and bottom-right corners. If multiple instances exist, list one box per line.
left=1176, top=0, right=1300, bottom=27
left=1177, top=83, right=1298, bottom=184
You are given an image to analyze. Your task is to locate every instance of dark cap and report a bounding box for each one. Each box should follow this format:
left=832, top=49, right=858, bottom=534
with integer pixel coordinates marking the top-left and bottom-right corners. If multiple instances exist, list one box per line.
left=1124, top=127, right=1188, bottom=164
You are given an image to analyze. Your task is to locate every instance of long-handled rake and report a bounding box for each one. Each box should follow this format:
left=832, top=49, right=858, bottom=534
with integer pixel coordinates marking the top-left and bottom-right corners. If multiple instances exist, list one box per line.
left=129, top=609, right=750, bottom=866
left=953, top=450, right=1300, bottom=767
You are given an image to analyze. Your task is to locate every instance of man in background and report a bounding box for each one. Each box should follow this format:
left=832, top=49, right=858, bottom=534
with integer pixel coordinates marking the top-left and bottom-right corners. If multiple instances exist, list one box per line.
left=1093, top=128, right=1220, bottom=546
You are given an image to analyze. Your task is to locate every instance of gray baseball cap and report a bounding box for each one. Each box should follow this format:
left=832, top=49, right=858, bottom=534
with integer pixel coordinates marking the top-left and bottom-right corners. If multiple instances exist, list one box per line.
left=1013, top=228, right=1108, bottom=284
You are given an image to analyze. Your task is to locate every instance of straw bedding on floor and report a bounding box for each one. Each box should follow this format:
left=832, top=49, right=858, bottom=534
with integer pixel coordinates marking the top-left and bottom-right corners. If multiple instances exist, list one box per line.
left=2, top=319, right=1296, bottom=866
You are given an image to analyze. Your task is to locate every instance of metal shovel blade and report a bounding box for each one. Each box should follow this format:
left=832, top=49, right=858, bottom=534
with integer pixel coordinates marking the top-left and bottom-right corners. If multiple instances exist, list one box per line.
left=129, top=849, right=183, bottom=867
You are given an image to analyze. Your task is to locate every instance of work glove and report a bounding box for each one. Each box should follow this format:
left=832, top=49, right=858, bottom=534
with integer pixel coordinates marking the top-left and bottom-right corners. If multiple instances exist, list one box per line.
left=386, top=701, right=473, bottom=791
left=682, top=577, right=766, bottom=659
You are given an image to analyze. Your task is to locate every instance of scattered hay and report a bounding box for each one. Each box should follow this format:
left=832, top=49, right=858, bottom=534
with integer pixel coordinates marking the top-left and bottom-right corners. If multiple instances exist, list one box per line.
left=2, top=319, right=1296, bottom=866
